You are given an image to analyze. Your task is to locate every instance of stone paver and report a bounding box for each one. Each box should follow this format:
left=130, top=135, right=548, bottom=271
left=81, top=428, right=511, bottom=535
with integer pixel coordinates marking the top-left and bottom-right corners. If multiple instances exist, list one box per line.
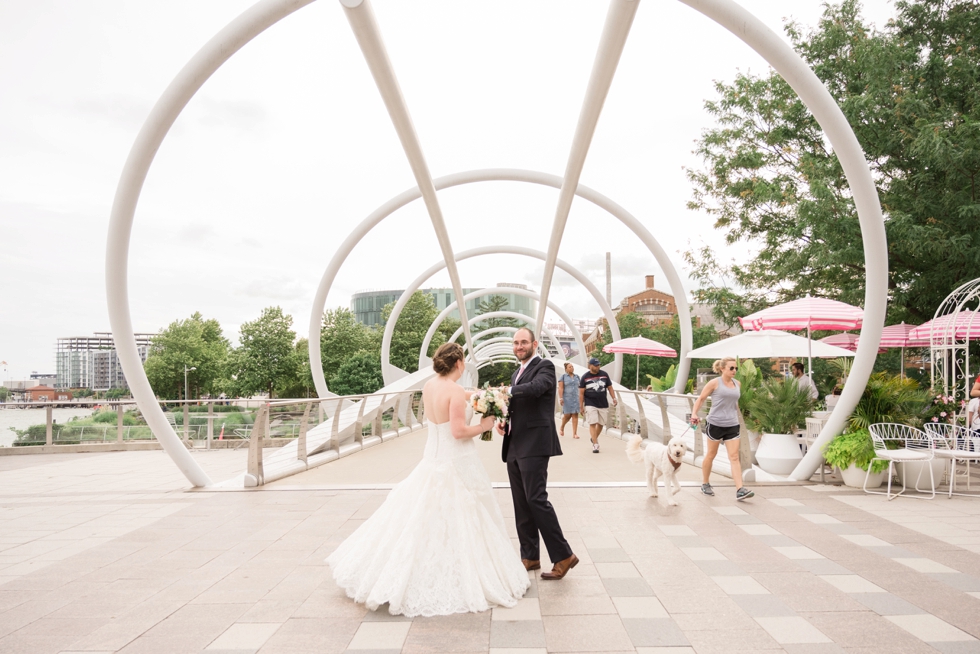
left=0, top=447, right=978, bottom=653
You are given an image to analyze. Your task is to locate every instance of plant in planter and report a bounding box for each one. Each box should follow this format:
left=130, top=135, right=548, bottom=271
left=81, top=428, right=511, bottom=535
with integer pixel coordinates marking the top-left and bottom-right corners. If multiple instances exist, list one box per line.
left=847, top=373, right=930, bottom=431
left=822, top=429, right=889, bottom=488
left=745, top=378, right=816, bottom=475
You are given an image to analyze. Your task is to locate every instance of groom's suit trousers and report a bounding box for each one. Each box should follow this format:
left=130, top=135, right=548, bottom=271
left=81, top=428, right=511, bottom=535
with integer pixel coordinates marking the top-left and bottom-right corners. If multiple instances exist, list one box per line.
left=507, top=455, right=573, bottom=563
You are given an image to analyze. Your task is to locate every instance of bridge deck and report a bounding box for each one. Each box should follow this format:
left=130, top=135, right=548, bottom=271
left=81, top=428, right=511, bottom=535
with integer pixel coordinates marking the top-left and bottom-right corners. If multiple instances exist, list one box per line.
left=1, top=448, right=978, bottom=653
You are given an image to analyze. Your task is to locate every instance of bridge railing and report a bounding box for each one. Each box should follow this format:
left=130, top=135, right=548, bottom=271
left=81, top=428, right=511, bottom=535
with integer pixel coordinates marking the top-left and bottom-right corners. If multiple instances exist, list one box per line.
left=241, top=389, right=424, bottom=487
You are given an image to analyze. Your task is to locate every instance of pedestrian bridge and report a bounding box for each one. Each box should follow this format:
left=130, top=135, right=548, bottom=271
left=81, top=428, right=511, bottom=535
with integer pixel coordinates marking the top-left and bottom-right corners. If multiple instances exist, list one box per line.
left=214, top=362, right=747, bottom=490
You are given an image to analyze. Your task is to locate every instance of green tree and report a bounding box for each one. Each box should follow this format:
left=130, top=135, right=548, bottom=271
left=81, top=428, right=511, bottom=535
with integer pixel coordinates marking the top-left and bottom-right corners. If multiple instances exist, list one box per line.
left=0, top=386, right=10, bottom=402
left=276, top=338, right=314, bottom=398
left=593, top=314, right=721, bottom=389
left=143, top=312, right=230, bottom=400
left=232, top=306, right=298, bottom=398
left=686, top=0, right=980, bottom=324
left=473, top=295, right=522, bottom=332
left=329, top=352, right=384, bottom=395
left=319, top=308, right=373, bottom=376
left=382, top=292, right=444, bottom=373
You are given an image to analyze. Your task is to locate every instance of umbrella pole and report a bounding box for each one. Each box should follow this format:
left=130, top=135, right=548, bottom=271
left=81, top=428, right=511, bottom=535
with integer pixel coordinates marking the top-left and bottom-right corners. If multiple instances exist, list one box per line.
left=636, top=354, right=640, bottom=390
left=901, top=346, right=905, bottom=379
left=807, top=321, right=813, bottom=377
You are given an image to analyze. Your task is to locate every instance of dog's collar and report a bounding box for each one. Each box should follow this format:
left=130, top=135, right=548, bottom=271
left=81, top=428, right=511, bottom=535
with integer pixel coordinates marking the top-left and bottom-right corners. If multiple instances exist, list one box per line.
left=670, top=457, right=681, bottom=471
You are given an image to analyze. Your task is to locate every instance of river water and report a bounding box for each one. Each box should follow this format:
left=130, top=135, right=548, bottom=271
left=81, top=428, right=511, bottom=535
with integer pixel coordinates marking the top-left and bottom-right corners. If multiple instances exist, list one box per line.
left=0, top=408, right=94, bottom=447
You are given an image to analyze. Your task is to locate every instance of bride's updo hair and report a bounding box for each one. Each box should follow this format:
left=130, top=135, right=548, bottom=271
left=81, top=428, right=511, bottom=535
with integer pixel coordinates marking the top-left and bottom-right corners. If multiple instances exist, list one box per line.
left=712, top=357, right=737, bottom=374
left=432, top=342, right=465, bottom=376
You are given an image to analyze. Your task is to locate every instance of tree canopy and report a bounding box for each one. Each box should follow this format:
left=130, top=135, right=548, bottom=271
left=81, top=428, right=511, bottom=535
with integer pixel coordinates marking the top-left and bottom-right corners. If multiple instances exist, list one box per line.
left=687, top=0, right=980, bottom=325
left=143, top=312, right=230, bottom=399
left=232, top=306, right=298, bottom=398
left=382, top=291, right=458, bottom=373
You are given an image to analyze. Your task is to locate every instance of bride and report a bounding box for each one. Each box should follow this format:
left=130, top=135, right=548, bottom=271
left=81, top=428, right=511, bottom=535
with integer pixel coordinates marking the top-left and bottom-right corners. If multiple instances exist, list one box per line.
left=326, top=342, right=530, bottom=617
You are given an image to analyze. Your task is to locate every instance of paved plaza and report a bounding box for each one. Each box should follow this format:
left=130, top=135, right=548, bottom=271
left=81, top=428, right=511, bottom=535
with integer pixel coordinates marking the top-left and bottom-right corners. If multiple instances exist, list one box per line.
left=1, top=439, right=979, bottom=654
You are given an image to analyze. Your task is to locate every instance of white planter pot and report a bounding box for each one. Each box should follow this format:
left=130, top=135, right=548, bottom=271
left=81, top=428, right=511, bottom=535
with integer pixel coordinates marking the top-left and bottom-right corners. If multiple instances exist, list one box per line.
left=756, top=433, right=803, bottom=476
left=839, top=463, right=885, bottom=489
left=897, top=459, right=946, bottom=490
left=811, top=411, right=833, bottom=420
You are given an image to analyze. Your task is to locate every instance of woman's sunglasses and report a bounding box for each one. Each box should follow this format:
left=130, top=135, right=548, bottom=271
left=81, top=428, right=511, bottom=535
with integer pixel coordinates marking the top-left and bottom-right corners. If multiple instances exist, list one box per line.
left=728, top=366, right=738, bottom=371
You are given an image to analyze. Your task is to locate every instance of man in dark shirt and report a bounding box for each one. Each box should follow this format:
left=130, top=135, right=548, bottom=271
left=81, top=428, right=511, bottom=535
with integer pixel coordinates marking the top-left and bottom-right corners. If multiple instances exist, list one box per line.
left=578, top=358, right=617, bottom=453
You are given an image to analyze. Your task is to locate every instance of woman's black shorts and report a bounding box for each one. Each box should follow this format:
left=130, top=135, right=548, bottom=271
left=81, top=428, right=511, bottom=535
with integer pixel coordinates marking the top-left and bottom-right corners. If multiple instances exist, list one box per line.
left=705, top=423, right=740, bottom=442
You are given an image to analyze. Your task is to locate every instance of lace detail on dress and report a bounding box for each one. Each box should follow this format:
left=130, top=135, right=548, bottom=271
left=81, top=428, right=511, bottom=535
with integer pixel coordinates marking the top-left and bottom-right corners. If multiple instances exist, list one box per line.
left=326, top=421, right=529, bottom=617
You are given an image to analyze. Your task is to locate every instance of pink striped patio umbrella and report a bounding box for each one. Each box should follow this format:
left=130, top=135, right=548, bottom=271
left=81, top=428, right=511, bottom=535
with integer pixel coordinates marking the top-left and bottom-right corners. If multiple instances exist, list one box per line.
left=739, top=296, right=864, bottom=374
left=853, top=322, right=926, bottom=378
left=821, top=333, right=886, bottom=354
left=603, top=336, right=677, bottom=390
left=908, top=311, right=980, bottom=342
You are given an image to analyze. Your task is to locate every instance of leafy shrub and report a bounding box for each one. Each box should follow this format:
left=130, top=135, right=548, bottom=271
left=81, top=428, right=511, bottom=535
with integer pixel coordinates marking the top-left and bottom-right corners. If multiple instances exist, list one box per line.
left=92, top=411, right=140, bottom=426
left=847, top=373, right=929, bottom=431
left=745, top=377, right=816, bottom=434
left=822, top=429, right=888, bottom=473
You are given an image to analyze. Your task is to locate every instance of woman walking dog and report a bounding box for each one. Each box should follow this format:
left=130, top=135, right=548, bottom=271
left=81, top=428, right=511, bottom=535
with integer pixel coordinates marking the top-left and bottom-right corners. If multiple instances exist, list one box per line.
left=690, top=357, right=754, bottom=502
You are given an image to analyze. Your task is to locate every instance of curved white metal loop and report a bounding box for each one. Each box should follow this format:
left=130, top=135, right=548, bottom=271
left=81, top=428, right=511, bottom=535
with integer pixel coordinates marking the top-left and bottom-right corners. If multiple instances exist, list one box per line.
left=105, top=0, right=315, bottom=488
left=441, top=312, right=564, bottom=365
left=378, top=244, right=620, bottom=385
left=416, top=286, right=586, bottom=371
left=461, top=327, right=550, bottom=360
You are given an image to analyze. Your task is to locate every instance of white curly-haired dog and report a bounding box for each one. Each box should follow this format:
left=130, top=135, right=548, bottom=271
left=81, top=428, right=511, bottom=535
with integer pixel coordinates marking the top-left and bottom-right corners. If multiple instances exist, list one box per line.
left=626, top=434, right=688, bottom=506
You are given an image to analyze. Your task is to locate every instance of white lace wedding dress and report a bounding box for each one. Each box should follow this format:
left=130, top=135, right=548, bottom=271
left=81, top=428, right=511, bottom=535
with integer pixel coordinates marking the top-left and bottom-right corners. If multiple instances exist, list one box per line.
left=326, top=420, right=530, bottom=617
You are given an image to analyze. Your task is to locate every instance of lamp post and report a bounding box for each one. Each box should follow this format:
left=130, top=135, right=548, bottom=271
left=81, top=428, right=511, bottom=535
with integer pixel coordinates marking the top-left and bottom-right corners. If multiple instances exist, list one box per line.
left=183, top=365, right=196, bottom=444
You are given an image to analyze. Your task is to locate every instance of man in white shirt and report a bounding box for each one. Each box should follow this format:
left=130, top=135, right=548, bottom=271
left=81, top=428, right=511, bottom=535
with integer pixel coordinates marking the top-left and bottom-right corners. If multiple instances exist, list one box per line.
left=791, top=362, right=819, bottom=401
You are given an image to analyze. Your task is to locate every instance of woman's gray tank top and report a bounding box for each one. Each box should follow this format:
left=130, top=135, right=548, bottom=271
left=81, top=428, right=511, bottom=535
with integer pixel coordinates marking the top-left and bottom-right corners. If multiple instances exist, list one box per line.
left=707, top=379, right=741, bottom=427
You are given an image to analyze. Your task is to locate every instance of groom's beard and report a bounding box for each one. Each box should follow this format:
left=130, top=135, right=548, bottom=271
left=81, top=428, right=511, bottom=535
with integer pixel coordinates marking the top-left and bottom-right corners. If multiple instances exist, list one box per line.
left=514, top=345, right=534, bottom=362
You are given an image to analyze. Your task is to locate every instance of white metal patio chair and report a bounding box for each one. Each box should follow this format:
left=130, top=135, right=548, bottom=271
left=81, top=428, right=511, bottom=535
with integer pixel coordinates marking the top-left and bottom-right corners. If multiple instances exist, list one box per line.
left=923, top=422, right=980, bottom=498
left=866, top=423, right=936, bottom=500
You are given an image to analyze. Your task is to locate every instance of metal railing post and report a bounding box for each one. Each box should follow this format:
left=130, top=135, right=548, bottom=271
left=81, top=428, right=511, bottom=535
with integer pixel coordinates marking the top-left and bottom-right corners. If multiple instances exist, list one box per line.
left=737, top=410, right=752, bottom=471
left=117, top=403, right=124, bottom=443
left=657, top=395, right=671, bottom=443
left=634, top=392, right=648, bottom=440
left=183, top=401, right=190, bottom=447
left=617, top=399, right=626, bottom=435
left=297, top=402, right=311, bottom=464
left=373, top=394, right=387, bottom=437
left=353, top=398, right=367, bottom=444
left=46, top=405, right=53, bottom=446
left=688, top=396, right=704, bottom=460
left=246, top=403, right=268, bottom=486
left=391, top=395, right=402, bottom=431
left=207, top=401, right=214, bottom=450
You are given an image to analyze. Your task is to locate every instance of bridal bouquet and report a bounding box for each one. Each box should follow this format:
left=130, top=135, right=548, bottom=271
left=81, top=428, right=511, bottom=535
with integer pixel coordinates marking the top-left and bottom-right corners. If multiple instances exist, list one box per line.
left=471, top=383, right=510, bottom=441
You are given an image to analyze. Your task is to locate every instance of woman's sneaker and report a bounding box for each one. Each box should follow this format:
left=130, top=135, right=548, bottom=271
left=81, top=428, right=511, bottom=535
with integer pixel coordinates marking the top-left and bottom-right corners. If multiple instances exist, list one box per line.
left=700, top=483, right=714, bottom=496
left=736, top=487, right=755, bottom=501
left=592, top=442, right=600, bottom=454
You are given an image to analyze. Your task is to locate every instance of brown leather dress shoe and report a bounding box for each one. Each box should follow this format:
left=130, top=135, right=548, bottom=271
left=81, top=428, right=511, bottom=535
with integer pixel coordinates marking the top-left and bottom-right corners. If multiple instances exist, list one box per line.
left=540, top=554, right=578, bottom=580
left=522, top=559, right=541, bottom=571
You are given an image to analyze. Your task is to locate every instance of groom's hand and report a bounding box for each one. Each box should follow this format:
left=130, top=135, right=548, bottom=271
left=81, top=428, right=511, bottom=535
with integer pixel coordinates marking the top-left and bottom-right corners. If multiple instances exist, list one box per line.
left=494, top=421, right=506, bottom=435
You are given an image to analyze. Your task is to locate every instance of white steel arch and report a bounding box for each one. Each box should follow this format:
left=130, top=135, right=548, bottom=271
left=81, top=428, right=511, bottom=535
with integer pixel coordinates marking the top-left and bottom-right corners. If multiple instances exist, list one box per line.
left=374, top=244, right=622, bottom=388
left=446, top=312, right=566, bottom=361
left=462, top=328, right=550, bottom=360
left=104, top=0, right=888, bottom=487
left=417, top=287, right=586, bottom=371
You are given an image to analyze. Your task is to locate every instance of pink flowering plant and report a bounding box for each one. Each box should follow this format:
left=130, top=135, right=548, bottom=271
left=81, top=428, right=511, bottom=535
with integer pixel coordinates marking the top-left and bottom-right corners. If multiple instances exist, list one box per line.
left=922, top=392, right=963, bottom=425
left=470, top=383, right=510, bottom=441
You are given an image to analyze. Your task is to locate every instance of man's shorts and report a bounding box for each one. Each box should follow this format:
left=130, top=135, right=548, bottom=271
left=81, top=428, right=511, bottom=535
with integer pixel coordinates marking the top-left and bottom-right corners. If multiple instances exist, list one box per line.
left=705, top=423, right=740, bottom=442
left=585, top=406, right=608, bottom=426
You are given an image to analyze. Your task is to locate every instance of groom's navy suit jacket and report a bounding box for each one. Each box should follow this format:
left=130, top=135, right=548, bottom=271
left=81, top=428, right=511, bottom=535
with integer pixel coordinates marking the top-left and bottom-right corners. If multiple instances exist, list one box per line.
left=501, top=356, right=563, bottom=463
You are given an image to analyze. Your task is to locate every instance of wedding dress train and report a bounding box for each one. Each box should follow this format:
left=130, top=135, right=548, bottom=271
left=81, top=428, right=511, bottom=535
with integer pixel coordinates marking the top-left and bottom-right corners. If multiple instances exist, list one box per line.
left=326, top=420, right=529, bottom=617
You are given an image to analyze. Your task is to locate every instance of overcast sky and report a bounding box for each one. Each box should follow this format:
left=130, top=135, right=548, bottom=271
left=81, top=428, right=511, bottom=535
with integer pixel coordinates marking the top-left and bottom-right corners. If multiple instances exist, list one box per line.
left=0, top=0, right=897, bottom=379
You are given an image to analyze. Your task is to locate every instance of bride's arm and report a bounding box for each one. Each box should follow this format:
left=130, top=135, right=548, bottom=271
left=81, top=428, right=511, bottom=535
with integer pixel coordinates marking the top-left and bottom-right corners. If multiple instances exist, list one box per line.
left=449, top=390, right=495, bottom=440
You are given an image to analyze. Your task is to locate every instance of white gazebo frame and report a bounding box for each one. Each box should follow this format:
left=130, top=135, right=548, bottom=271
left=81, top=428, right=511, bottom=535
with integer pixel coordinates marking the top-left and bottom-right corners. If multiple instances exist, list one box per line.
left=930, top=279, right=980, bottom=400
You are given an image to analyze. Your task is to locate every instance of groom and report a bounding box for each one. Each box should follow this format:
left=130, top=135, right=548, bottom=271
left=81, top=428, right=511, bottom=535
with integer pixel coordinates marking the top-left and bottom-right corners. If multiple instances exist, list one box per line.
left=496, top=327, right=578, bottom=580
